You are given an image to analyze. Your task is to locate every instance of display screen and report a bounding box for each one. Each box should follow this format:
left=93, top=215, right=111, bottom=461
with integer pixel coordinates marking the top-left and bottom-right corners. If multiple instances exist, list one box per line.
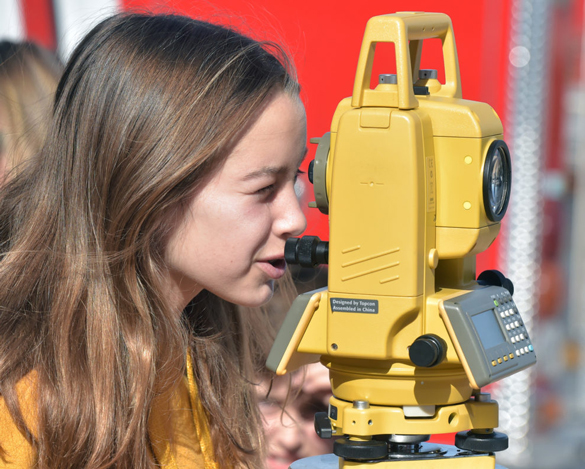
left=471, top=309, right=507, bottom=350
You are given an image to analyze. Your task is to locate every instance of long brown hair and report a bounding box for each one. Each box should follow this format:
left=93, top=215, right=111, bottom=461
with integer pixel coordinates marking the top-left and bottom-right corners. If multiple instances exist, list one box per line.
left=0, top=13, right=298, bottom=468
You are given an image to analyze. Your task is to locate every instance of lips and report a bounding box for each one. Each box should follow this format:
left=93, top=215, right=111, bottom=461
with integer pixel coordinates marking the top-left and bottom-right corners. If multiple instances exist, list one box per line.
left=258, top=257, right=287, bottom=279
left=266, top=455, right=294, bottom=469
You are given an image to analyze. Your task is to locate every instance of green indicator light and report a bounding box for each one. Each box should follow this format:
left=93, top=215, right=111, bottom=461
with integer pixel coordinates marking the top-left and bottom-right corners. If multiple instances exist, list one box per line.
left=494, top=300, right=499, bottom=306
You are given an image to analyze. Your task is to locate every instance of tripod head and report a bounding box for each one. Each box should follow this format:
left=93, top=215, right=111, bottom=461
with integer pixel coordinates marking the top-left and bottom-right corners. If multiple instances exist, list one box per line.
left=268, top=12, right=536, bottom=468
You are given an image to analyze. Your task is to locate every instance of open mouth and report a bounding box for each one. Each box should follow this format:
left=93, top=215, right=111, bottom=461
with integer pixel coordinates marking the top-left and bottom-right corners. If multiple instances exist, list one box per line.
left=259, top=258, right=287, bottom=280
left=268, top=258, right=286, bottom=269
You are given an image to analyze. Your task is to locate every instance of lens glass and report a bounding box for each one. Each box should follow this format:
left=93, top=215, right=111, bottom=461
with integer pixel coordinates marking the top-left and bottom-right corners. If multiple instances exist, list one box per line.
left=489, top=148, right=507, bottom=215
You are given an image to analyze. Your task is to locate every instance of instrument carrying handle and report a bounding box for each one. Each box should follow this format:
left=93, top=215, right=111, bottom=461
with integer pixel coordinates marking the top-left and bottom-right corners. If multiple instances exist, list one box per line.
left=352, top=12, right=462, bottom=110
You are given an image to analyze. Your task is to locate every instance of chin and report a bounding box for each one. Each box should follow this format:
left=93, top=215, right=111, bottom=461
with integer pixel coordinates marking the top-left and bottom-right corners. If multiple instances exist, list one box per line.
left=231, top=282, right=275, bottom=308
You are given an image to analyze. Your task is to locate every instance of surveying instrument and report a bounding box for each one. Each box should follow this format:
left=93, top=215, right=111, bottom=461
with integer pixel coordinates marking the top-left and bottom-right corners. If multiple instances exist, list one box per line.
left=267, top=12, right=536, bottom=469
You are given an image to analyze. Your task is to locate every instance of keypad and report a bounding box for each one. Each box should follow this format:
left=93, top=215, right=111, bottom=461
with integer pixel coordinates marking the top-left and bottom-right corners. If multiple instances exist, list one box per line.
left=490, top=290, right=534, bottom=367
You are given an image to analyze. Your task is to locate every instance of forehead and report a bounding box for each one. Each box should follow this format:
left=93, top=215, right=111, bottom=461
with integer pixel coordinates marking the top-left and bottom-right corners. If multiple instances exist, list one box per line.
left=222, top=92, right=307, bottom=173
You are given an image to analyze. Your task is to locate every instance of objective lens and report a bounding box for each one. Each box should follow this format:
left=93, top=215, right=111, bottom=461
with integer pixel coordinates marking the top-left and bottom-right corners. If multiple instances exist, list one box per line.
left=483, top=141, right=511, bottom=222
left=489, top=148, right=508, bottom=215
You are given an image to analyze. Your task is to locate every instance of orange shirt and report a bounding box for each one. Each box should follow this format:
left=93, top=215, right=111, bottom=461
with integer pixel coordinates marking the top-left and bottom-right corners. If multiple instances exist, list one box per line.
left=0, top=356, right=218, bottom=468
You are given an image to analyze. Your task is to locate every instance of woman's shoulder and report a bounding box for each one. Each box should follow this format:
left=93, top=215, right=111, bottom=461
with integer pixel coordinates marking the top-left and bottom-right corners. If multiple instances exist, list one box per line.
left=149, top=375, right=211, bottom=468
left=0, top=371, right=37, bottom=467
left=0, top=371, right=214, bottom=468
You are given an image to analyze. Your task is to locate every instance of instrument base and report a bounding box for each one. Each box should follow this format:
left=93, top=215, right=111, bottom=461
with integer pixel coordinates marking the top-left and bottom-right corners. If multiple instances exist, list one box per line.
left=289, top=445, right=507, bottom=468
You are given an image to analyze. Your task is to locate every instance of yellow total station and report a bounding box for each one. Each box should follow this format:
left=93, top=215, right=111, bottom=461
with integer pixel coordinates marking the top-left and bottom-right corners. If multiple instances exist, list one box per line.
left=267, top=12, right=536, bottom=468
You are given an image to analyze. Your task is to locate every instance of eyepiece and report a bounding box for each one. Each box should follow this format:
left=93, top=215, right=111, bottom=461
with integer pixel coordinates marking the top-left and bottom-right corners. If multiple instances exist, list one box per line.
left=285, top=236, right=329, bottom=268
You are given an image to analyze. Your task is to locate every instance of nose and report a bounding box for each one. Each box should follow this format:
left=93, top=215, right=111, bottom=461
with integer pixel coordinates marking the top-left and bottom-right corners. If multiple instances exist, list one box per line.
left=274, top=185, right=307, bottom=238
left=272, top=409, right=304, bottom=455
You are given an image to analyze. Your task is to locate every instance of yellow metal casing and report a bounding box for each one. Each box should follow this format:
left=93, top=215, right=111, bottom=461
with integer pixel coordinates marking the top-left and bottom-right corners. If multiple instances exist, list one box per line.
left=267, top=12, right=515, bottom=451
left=327, top=395, right=498, bottom=437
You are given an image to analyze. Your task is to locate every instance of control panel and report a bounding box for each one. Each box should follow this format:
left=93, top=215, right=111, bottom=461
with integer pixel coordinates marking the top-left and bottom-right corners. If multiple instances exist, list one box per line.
left=440, top=285, right=536, bottom=389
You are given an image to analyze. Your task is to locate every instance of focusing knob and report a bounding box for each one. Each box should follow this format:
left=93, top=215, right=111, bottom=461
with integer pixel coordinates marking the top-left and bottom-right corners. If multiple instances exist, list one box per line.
left=409, top=334, right=447, bottom=368
left=477, top=270, right=514, bottom=295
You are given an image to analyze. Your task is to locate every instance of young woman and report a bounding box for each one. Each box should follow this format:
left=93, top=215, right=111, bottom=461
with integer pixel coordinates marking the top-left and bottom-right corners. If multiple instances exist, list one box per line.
left=0, top=13, right=306, bottom=468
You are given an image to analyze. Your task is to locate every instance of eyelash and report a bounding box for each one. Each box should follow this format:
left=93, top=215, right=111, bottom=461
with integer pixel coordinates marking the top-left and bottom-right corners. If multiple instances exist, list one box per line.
left=256, top=170, right=304, bottom=195
left=256, top=184, right=275, bottom=195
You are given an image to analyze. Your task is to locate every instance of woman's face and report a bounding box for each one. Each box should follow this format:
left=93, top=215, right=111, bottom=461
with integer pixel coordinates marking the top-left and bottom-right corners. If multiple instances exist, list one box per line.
left=164, top=92, right=307, bottom=309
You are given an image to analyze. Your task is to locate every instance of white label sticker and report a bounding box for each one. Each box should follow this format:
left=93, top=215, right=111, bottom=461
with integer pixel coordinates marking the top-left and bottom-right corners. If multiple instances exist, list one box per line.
left=330, top=298, right=379, bottom=314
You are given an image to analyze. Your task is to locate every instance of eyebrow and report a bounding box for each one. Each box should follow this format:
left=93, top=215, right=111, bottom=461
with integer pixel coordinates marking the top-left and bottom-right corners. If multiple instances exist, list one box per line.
left=243, top=147, right=308, bottom=181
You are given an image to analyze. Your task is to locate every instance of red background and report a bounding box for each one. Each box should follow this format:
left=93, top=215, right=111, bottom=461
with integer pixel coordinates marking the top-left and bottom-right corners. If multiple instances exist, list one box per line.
left=121, top=0, right=514, bottom=273
left=19, top=0, right=585, bottom=451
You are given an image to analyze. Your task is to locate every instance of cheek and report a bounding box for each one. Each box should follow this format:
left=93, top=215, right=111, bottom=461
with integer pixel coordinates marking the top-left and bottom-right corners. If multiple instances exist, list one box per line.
left=218, top=201, right=273, bottom=252
left=190, top=203, right=269, bottom=269
left=165, top=191, right=276, bottom=284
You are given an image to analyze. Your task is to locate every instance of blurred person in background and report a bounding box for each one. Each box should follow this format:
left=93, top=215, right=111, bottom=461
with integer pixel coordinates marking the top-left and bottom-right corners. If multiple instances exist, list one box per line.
left=0, top=41, right=62, bottom=179
left=258, top=363, right=334, bottom=469
left=258, top=249, right=331, bottom=468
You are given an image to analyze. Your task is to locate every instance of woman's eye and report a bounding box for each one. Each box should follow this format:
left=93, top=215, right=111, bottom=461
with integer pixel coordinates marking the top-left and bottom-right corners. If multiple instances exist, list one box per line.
left=255, top=170, right=304, bottom=197
left=256, top=183, right=275, bottom=195
left=294, top=169, right=305, bottom=198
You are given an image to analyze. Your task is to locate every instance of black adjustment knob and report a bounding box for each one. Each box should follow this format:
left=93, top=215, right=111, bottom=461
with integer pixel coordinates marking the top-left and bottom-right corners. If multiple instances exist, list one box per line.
left=285, top=236, right=329, bottom=268
left=455, top=430, right=509, bottom=453
left=308, top=160, right=315, bottom=184
left=413, top=85, right=430, bottom=95
left=334, top=438, right=388, bottom=461
left=477, top=270, right=514, bottom=295
left=314, top=412, right=332, bottom=439
left=409, top=334, right=447, bottom=368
